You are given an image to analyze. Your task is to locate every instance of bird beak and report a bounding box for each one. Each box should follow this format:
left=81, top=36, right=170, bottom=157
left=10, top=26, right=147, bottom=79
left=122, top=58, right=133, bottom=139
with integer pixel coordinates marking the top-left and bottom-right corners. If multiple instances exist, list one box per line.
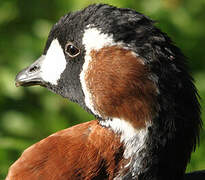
left=15, top=56, right=45, bottom=87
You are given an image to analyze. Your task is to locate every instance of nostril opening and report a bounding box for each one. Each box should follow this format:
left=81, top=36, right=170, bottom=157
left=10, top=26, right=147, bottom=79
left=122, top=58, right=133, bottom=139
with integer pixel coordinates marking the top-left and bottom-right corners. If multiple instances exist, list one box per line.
left=29, top=65, right=39, bottom=73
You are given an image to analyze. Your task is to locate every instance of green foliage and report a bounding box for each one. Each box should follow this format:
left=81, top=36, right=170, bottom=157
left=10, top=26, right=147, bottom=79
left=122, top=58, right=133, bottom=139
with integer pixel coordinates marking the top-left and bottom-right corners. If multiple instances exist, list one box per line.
left=0, top=0, right=205, bottom=179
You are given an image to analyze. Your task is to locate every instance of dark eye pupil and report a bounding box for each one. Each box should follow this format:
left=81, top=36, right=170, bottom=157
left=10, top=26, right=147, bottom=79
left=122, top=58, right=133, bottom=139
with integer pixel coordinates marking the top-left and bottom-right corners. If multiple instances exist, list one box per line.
left=66, top=45, right=79, bottom=56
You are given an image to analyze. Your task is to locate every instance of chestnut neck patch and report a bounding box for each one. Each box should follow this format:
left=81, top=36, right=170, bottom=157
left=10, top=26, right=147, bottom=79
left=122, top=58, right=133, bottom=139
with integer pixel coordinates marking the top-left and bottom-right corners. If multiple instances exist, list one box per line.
left=85, top=46, right=158, bottom=129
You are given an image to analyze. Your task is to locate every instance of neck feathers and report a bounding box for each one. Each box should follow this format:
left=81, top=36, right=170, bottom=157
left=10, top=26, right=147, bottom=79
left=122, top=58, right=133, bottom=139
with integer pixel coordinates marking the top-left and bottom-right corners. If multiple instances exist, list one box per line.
left=81, top=29, right=201, bottom=180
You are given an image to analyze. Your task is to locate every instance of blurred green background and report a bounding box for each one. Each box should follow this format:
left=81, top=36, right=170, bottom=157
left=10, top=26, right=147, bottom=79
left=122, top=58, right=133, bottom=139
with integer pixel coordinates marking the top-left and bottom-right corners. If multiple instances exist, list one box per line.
left=0, top=0, right=205, bottom=179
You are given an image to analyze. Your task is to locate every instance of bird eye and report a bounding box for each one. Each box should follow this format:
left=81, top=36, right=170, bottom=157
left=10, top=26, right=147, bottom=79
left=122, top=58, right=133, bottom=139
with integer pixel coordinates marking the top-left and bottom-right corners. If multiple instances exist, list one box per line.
left=65, top=43, right=80, bottom=57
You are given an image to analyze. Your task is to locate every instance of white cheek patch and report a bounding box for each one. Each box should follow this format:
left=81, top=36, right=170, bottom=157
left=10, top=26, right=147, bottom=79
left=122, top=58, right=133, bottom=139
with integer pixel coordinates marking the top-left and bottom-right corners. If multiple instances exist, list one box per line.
left=80, top=27, right=121, bottom=117
left=41, top=39, right=67, bottom=85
